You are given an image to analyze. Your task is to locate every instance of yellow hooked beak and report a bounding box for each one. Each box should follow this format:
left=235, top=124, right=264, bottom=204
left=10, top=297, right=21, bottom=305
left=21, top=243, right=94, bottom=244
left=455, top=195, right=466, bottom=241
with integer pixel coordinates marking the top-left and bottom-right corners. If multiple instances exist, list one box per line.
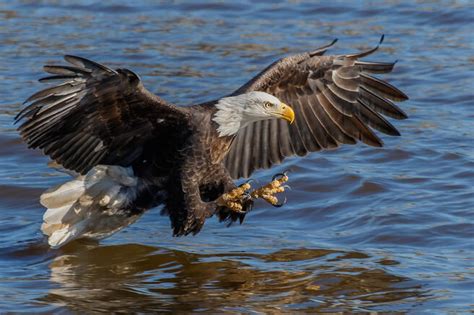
left=279, top=103, right=295, bottom=124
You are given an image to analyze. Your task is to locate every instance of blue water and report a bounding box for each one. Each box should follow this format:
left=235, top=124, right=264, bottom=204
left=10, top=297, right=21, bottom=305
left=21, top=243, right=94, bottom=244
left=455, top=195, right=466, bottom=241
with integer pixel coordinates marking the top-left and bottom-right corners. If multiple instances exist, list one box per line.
left=0, top=0, right=473, bottom=313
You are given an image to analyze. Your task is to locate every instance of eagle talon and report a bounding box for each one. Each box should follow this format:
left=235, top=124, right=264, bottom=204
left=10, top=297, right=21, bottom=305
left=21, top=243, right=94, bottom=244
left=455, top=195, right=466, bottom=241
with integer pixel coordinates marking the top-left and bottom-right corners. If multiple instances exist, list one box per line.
left=244, top=179, right=254, bottom=185
left=250, top=173, right=289, bottom=207
left=271, top=170, right=290, bottom=181
left=242, top=191, right=252, bottom=202
left=272, top=173, right=285, bottom=181
left=217, top=182, right=253, bottom=213
left=273, top=196, right=287, bottom=207
left=231, top=208, right=247, bottom=214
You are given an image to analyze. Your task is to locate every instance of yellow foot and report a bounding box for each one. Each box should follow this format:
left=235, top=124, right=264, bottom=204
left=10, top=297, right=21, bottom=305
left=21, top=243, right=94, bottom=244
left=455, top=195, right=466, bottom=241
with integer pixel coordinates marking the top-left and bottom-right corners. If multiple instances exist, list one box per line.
left=216, top=182, right=252, bottom=213
left=250, top=172, right=289, bottom=207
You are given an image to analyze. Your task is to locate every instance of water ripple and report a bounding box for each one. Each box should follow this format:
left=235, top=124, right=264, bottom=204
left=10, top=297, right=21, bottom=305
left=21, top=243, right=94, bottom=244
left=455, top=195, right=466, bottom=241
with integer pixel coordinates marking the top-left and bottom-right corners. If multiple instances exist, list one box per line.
left=0, top=0, right=472, bottom=313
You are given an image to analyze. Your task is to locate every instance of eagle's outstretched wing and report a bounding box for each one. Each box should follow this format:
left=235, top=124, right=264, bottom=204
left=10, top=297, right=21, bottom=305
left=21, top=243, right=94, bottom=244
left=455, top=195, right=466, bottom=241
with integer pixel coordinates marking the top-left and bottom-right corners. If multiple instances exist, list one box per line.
left=224, top=36, right=409, bottom=179
left=16, top=55, right=188, bottom=174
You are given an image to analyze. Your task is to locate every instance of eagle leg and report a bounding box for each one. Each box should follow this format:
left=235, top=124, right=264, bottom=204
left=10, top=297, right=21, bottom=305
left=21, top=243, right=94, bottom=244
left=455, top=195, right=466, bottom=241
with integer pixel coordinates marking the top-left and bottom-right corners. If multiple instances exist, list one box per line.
left=216, top=181, right=252, bottom=214
left=250, top=172, right=289, bottom=207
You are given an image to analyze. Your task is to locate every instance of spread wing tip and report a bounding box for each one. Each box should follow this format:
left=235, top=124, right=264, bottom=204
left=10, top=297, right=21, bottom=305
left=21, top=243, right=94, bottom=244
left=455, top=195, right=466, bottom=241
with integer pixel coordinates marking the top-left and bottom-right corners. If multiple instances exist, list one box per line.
left=310, top=35, right=384, bottom=59
left=64, top=54, right=116, bottom=73
left=347, top=34, right=385, bottom=59
left=17, top=55, right=118, bottom=122
left=309, top=38, right=338, bottom=57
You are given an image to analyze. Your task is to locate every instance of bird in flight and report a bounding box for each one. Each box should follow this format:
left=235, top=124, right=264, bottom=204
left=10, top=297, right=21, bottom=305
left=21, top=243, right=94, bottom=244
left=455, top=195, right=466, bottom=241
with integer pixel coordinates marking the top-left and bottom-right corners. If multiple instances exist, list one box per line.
left=16, top=35, right=408, bottom=248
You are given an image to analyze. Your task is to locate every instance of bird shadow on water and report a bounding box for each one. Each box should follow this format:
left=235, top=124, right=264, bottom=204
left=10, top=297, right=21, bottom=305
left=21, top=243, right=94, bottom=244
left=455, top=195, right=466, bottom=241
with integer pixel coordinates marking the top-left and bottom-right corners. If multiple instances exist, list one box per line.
left=29, top=240, right=431, bottom=313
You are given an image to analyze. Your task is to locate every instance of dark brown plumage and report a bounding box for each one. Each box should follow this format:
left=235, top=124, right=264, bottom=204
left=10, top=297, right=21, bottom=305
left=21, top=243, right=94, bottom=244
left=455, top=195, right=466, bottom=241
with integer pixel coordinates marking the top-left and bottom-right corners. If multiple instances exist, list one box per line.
left=16, top=36, right=408, bottom=245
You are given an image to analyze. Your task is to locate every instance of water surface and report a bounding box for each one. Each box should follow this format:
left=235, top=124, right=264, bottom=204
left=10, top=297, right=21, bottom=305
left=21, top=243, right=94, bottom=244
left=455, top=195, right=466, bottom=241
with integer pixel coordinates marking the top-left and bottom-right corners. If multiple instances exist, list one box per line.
left=0, top=0, right=473, bottom=313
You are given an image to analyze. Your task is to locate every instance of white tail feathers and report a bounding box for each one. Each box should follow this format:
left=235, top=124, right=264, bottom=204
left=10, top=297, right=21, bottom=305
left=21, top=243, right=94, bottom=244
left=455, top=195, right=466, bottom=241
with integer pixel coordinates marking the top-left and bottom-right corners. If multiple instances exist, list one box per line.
left=41, top=165, right=141, bottom=248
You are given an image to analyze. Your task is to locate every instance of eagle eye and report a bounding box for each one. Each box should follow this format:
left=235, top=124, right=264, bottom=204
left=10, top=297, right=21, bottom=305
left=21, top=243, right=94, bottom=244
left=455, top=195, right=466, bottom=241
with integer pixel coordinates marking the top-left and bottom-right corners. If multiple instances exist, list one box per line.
left=264, top=101, right=274, bottom=109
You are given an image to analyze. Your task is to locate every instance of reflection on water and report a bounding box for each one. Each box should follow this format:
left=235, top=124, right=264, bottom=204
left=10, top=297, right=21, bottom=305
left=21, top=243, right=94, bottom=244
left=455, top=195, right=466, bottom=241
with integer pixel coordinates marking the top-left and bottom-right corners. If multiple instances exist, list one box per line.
left=42, top=243, right=426, bottom=313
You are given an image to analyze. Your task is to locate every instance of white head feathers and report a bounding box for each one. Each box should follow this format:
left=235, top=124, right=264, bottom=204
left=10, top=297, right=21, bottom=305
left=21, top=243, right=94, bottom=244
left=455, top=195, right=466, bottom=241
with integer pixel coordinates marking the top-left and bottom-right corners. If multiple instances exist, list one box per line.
left=212, top=91, right=288, bottom=137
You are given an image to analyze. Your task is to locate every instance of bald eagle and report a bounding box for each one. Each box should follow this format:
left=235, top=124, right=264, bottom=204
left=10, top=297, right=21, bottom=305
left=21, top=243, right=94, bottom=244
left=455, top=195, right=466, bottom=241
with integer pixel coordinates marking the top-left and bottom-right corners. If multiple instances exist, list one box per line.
left=16, top=36, right=408, bottom=248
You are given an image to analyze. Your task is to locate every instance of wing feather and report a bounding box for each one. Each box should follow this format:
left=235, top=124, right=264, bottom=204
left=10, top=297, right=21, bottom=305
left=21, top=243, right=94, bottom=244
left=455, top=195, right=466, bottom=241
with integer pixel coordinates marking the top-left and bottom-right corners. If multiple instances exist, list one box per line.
left=259, top=119, right=270, bottom=169
left=310, top=94, right=356, bottom=145
left=356, top=99, right=400, bottom=136
left=359, top=86, right=407, bottom=119
left=355, top=60, right=396, bottom=73
left=278, top=120, right=293, bottom=157
left=298, top=96, right=326, bottom=150
left=268, top=119, right=281, bottom=164
left=359, top=73, right=409, bottom=101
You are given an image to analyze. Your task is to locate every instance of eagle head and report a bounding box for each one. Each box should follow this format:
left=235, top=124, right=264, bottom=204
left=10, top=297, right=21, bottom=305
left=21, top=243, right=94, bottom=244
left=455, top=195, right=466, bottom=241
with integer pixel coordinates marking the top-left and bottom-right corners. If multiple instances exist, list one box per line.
left=213, top=91, right=295, bottom=137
